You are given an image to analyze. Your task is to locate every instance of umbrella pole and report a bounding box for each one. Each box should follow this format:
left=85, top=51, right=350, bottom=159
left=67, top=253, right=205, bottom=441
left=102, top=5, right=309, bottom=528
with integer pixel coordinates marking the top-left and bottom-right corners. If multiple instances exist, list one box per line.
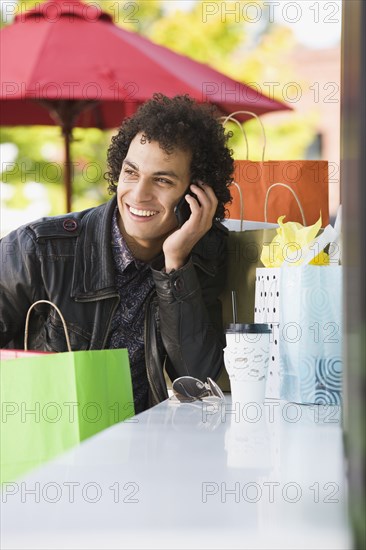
left=63, top=126, right=72, bottom=213
left=39, top=99, right=100, bottom=213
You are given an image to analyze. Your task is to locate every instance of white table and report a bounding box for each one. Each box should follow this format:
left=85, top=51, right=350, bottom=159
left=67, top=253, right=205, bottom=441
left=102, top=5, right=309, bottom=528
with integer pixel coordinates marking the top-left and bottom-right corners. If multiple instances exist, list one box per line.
left=1, top=397, right=352, bottom=550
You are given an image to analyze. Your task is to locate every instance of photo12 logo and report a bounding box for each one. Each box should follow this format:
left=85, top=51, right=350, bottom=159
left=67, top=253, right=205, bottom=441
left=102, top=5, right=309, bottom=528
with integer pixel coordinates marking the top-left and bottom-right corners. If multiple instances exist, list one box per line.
left=1, top=81, right=139, bottom=102
left=201, top=81, right=340, bottom=104
left=1, top=481, right=140, bottom=504
left=200, top=400, right=341, bottom=425
left=1, top=400, right=137, bottom=424
left=201, top=2, right=341, bottom=25
left=2, top=2, right=140, bottom=24
left=201, top=480, right=340, bottom=504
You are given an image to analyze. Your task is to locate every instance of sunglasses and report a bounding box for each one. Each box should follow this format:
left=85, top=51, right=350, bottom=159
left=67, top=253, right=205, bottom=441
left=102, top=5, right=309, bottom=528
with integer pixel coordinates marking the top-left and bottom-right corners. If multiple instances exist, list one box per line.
left=172, top=376, right=225, bottom=403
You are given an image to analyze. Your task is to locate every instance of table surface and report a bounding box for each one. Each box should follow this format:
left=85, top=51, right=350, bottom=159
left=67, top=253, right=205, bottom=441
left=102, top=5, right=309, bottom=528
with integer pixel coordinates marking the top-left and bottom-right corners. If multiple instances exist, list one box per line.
left=1, top=397, right=352, bottom=550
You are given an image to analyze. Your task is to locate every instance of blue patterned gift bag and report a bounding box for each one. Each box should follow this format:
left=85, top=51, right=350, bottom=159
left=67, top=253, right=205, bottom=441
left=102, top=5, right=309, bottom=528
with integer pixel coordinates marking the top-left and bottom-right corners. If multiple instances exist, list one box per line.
left=279, top=265, right=343, bottom=405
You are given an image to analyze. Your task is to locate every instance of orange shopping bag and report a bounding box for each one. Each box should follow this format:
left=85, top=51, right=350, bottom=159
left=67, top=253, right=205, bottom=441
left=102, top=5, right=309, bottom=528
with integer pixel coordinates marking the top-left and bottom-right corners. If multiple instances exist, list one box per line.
left=222, top=112, right=329, bottom=226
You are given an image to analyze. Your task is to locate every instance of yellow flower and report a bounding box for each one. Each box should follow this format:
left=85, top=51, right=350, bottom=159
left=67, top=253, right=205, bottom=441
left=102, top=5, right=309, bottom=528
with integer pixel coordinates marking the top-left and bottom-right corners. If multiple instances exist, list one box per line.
left=260, top=214, right=324, bottom=267
left=310, top=251, right=329, bottom=265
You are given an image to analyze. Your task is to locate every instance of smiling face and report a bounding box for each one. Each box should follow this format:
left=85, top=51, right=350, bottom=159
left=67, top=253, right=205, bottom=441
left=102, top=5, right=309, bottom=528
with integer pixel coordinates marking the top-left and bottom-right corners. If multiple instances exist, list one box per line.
left=116, top=133, right=192, bottom=261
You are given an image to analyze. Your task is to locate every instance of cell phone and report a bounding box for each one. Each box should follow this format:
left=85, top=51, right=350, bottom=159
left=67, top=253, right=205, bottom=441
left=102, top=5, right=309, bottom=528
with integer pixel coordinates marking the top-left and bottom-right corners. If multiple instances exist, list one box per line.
left=174, top=190, right=199, bottom=228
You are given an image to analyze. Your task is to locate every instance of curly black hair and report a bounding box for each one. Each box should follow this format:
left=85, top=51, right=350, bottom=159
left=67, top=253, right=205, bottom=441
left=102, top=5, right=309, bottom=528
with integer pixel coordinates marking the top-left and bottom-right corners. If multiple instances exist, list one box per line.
left=105, top=94, right=233, bottom=220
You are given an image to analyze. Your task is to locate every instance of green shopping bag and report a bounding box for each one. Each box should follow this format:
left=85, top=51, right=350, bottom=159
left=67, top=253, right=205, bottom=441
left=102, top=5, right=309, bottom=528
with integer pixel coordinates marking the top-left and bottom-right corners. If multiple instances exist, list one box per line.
left=0, top=301, right=134, bottom=484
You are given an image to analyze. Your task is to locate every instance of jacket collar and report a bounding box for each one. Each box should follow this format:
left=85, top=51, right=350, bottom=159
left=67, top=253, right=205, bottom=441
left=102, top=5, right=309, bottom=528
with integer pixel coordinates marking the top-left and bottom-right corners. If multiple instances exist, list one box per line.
left=70, top=196, right=228, bottom=299
left=71, top=196, right=118, bottom=300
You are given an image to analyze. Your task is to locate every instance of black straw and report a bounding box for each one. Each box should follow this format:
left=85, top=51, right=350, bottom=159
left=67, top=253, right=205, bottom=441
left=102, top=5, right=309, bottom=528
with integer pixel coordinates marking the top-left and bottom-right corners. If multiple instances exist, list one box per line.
left=231, top=290, right=238, bottom=324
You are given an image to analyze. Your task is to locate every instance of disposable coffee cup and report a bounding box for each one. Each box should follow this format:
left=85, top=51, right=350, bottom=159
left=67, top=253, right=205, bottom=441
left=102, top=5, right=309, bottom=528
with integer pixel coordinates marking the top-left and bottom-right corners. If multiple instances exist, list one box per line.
left=224, top=323, right=272, bottom=406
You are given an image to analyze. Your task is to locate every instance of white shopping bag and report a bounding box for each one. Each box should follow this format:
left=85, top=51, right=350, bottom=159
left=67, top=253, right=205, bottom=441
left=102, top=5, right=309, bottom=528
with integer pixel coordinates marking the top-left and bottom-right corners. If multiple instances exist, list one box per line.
left=254, top=267, right=281, bottom=398
left=254, top=206, right=342, bottom=403
left=279, top=265, right=343, bottom=405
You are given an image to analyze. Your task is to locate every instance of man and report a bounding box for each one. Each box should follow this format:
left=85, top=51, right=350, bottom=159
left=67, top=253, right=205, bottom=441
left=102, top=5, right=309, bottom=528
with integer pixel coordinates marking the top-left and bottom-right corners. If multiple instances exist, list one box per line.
left=0, top=94, right=234, bottom=413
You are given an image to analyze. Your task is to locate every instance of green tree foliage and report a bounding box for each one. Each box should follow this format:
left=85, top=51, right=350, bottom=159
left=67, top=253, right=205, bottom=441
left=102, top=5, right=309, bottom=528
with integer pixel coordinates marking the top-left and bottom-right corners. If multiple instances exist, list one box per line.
left=1, top=0, right=318, bottom=216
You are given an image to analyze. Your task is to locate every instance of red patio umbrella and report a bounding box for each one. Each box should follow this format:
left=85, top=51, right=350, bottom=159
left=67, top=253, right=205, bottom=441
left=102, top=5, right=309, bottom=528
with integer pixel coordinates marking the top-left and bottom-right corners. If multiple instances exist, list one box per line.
left=0, top=0, right=291, bottom=212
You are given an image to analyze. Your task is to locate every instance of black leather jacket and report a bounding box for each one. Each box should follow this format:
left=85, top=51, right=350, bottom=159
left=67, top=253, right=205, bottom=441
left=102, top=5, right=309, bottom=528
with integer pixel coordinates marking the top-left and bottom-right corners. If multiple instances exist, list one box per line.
left=0, top=197, right=228, bottom=406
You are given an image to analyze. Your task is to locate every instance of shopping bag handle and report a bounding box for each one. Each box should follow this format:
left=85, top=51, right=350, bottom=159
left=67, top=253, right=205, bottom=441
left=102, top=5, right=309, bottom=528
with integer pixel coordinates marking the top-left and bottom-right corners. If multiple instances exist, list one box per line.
left=230, top=181, right=244, bottom=231
left=218, top=115, right=249, bottom=160
left=220, top=111, right=266, bottom=161
left=264, top=183, right=307, bottom=226
left=229, top=181, right=305, bottom=228
left=24, top=300, right=72, bottom=352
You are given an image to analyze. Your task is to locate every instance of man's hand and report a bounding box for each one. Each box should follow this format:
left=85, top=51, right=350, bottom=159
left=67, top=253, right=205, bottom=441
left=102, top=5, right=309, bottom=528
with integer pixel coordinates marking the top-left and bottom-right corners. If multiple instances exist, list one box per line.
left=163, top=181, right=218, bottom=272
